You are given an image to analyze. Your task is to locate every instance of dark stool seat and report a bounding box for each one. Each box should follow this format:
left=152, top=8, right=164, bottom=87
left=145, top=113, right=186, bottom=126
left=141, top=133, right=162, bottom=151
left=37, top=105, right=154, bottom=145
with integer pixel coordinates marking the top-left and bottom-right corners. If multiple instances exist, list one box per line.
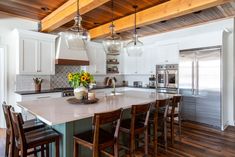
left=73, top=108, right=123, bottom=157
left=25, top=128, right=60, bottom=146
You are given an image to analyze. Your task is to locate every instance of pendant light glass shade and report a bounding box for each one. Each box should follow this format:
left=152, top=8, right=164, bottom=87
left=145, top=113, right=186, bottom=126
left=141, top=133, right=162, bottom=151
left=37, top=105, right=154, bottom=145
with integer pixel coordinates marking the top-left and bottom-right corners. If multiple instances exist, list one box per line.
left=65, top=0, right=90, bottom=47
left=126, top=5, right=143, bottom=57
left=103, top=24, right=122, bottom=54
left=102, top=0, right=123, bottom=54
left=126, top=34, right=143, bottom=57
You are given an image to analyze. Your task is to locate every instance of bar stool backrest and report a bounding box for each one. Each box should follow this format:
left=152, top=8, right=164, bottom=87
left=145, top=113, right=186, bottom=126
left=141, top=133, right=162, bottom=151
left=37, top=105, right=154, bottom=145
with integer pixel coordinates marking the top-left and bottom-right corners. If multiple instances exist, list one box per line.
left=131, top=103, right=150, bottom=130
left=170, top=96, right=182, bottom=117
left=10, top=109, right=26, bottom=148
left=2, top=103, right=12, bottom=131
left=154, top=99, right=170, bottom=120
left=92, top=108, right=123, bottom=145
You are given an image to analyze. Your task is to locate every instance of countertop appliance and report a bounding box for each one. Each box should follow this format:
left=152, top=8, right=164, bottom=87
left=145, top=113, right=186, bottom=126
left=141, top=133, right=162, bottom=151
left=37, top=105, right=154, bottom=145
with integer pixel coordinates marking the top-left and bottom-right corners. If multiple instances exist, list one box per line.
left=133, top=81, right=143, bottom=87
left=179, top=46, right=222, bottom=129
left=148, top=75, right=156, bottom=88
left=54, top=88, right=74, bottom=97
left=156, top=64, right=178, bottom=93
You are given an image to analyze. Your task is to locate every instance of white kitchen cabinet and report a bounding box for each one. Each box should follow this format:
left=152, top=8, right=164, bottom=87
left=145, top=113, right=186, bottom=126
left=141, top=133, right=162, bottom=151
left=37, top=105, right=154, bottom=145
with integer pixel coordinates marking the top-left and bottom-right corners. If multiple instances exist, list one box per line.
left=16, top=92, right=62, bottom=120
left=123, top=43, right=179, bottom=75
left=156, top=43, right=179, bottom=64
left=13, top=29, right=57, bottom=75
left=123, top=52, right=137, bottom=74
left=143, top=45, right=156, bottom=74
left=87, top=42, right=106, bottom=75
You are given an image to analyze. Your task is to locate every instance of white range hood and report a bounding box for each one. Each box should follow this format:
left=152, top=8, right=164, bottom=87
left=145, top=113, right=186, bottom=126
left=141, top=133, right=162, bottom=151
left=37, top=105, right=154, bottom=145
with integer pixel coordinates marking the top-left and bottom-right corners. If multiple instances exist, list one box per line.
left=55, top=32, right=89, bottom=65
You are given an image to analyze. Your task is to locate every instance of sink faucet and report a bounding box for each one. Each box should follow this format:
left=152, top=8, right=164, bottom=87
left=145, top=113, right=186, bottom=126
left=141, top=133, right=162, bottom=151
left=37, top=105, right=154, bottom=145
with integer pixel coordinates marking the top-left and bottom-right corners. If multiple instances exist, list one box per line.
left=106, top=77, right=116, bottom=94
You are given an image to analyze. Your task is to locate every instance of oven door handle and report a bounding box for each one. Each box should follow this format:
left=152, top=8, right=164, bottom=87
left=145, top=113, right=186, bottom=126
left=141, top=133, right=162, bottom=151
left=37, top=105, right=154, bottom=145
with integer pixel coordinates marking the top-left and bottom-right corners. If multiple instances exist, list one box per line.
left=165, top=70, right=168, bottom=88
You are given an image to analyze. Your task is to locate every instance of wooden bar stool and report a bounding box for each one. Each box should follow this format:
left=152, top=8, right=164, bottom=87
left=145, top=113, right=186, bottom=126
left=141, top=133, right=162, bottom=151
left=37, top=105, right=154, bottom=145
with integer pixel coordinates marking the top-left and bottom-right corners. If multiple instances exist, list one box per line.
left=167, top=96, right=182, bottom=145
left=148, top=99, right=169, bottom=156
left=2, top=103, right=45, bottom=157
left=10, top=109, right=60, bottom=157
left=73, top=108, right=123, bottom=157
left=119, top=103, right=150, bottom=157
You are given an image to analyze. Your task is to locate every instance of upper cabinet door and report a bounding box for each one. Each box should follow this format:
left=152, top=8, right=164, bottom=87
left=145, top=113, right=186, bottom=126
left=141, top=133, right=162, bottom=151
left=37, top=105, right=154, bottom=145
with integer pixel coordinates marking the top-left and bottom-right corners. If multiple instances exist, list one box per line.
left=86, top=42, right=106, bottom=75
left=123, top=51, right=137, bottom=74
left=157, top=43, right=179, bottom=64
left=19, top=37, right=38, bottom=74
left=38, top=41, right=55, bottom=75
left=95, top=44, right=106, bottom=75
left=15, top=29, right=57, bottom=75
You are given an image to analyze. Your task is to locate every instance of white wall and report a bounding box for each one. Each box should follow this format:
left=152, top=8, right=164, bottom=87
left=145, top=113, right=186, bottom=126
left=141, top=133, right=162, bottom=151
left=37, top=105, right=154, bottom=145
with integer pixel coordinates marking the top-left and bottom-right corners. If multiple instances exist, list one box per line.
left=0, top=12, right=38, bottom=127
left=125, top=18, right=235, bottom=127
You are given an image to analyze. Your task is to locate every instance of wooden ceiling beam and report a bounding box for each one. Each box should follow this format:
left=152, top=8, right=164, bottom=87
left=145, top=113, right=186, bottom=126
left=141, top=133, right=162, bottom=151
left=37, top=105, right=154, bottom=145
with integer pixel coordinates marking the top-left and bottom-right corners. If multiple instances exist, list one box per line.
left=41, top=0, right=110, bottom=32
left=89, top=0, right=231, bottom=39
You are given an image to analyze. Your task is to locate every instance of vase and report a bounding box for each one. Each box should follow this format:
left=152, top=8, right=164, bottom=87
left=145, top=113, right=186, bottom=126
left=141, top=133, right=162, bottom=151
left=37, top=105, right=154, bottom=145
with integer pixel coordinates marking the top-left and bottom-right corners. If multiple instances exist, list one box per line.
left=35, top=84, right=41, bottom=92
left=74, top=86, right=87, bottom=100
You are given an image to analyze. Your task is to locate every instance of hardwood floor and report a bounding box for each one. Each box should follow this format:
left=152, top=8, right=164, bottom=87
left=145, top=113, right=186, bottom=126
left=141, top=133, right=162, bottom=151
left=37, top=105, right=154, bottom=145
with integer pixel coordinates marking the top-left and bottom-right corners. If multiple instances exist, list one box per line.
left=0, top=122, right=235, bottom=157
left=0, top=128, right=6, bottom=157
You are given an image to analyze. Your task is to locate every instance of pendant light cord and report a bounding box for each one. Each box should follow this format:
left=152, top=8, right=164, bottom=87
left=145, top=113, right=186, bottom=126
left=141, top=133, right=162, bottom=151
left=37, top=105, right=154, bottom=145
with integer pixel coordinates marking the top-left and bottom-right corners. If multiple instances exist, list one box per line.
left=77, top=0, right=80, bottom=16
left=111, top=0, right=114, bottom=35
left=134, top=6, right=137, bottom=35
left=133, top=5, right=138, bottom=45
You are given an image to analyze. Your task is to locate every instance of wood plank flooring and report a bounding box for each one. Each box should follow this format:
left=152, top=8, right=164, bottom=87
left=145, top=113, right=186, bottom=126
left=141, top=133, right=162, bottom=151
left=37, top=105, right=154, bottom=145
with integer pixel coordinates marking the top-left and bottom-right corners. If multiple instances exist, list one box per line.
left=1, top=121, right=235, bottom=157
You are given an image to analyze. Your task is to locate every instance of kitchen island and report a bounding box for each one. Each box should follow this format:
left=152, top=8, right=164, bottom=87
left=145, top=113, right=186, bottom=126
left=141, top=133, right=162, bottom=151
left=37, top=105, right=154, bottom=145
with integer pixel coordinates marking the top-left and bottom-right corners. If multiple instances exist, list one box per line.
left=17, top=91, right=177, bottom=157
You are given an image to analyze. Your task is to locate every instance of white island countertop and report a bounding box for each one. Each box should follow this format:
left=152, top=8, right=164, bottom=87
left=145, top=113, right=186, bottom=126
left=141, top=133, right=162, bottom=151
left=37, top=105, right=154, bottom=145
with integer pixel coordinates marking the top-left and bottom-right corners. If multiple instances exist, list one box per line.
left=17, top=91, right=177, bottom=126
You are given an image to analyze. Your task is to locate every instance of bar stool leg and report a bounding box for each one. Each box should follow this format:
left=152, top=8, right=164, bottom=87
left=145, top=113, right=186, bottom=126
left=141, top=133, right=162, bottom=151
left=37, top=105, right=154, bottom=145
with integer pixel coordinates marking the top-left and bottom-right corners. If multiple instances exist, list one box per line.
left=41, top=145, right=45, bottom=157
left=114, top=142, right=118, bottom=157
left=179, top=115, right=182, bottom=136
left=55, top=138, right=60, bottom=157
left=5, top=133, right=10, bottom=157
left=74, top=141, right=78, bottom=157
left=153, top=123, right=158, bottom=157
left=171, top=118, right=174, bottom=145
left=144, top=129, right=148, bottom=156
left=46, top=144, right=49, bottom=157
left=164, top=120, right=168, bottom=150
left=130, top=133, right=135, bottom=157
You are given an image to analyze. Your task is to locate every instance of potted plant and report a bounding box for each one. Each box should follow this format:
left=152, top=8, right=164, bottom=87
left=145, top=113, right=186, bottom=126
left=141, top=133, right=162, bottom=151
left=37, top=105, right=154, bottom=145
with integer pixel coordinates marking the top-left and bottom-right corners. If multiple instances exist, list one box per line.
left=33, top=78, right=43, bottom=92
left=67, top=71, right=95, bottom=100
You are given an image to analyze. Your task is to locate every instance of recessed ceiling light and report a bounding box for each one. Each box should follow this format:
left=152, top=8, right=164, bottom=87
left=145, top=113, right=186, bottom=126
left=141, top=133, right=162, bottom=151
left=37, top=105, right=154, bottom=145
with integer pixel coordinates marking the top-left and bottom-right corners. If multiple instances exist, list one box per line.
left=193, top=10, right=202, bottom=14
left=160, top=20, right=167, bottom=23
left=41, top=7, right=51, bottom=12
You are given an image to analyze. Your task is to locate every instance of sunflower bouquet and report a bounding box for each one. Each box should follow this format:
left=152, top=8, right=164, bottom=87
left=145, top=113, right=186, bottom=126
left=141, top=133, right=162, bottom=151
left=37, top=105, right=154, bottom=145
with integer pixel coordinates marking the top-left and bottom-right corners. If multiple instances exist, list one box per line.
left=67, top=71, right=95, bottom=89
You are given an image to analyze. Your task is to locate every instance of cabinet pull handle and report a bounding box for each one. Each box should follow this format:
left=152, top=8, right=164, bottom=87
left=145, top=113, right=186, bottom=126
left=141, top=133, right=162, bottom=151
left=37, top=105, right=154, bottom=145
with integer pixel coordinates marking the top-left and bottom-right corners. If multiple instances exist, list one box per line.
left=37, top=96, right=50, bottom=99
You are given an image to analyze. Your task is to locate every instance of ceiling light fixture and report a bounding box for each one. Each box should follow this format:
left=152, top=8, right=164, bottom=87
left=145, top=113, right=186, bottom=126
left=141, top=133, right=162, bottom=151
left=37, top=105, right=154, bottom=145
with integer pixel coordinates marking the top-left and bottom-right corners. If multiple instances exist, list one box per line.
left=64, top=0, right=90, bottom=46
left=102, top=0, right=123, bottom=54
left=126, top=5, right=143, bottom=57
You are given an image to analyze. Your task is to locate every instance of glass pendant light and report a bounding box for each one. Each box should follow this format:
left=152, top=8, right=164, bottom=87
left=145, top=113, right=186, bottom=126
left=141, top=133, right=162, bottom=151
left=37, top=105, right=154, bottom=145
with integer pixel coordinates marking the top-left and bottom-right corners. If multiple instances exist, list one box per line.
left=65, top=0, right=90, bottom=47
left=126, top=5, right=143, bottom=57
left=102, top=0, right=123, bottom=54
